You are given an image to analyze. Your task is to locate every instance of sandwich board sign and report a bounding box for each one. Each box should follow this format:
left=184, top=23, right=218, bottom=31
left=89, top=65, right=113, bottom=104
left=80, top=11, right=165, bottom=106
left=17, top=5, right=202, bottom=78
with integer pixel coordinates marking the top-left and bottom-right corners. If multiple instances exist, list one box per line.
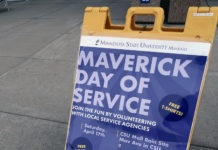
left=65, top=7, right=218, bottom=150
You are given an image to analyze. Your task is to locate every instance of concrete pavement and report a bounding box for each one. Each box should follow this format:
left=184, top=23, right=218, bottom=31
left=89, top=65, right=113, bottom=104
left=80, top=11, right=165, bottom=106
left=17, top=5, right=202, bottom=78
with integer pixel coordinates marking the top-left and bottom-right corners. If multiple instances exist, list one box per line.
left=0, top=0, right=217, bottom=150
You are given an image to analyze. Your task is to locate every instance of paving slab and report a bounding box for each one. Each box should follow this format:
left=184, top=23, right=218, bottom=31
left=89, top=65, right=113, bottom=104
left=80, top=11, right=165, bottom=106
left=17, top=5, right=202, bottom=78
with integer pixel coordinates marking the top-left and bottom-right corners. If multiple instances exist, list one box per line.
left=191, top=74, right=218, bottom=149
left=0, top=112, right=67, bottom=150
left=0, top=0, right=218, bottom=149
left=0, top=57, right=25, bottom=75
left=0, top=18, right=29, bottom=36
left=0, top=59, right=74, bottom=123
left=6, top=1, right=66, bottom=19
left=208, top=29, right=218, bottom=72
left=190, top=145, right=217, bottom=150
left=33, top=26, right=81, bottom=62
left=0, top=32, right=53, bottom=57
left=40, top=4, right=84, bottom=20
left=0, top=19, right=81, bottom=58
left=109, top=2, right=131, bottom=22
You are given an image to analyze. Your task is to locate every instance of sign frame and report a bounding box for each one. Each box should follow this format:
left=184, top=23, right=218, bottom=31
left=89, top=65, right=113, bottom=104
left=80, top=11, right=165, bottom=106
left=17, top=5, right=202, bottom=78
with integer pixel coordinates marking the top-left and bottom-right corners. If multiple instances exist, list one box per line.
left=65, top=7, right=218, bottom=150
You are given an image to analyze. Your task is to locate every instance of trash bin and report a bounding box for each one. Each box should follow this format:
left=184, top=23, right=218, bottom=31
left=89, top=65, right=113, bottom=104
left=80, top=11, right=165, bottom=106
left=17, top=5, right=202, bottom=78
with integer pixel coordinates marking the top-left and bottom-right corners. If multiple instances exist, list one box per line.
left=161, top=0, right=202, bottom=23
left=131, top=0, right=161, bottom=23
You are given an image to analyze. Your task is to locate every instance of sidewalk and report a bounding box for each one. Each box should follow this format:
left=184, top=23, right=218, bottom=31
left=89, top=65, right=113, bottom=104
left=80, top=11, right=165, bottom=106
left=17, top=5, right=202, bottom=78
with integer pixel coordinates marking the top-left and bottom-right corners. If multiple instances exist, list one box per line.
left=0, top=0, right=217, bottom=150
